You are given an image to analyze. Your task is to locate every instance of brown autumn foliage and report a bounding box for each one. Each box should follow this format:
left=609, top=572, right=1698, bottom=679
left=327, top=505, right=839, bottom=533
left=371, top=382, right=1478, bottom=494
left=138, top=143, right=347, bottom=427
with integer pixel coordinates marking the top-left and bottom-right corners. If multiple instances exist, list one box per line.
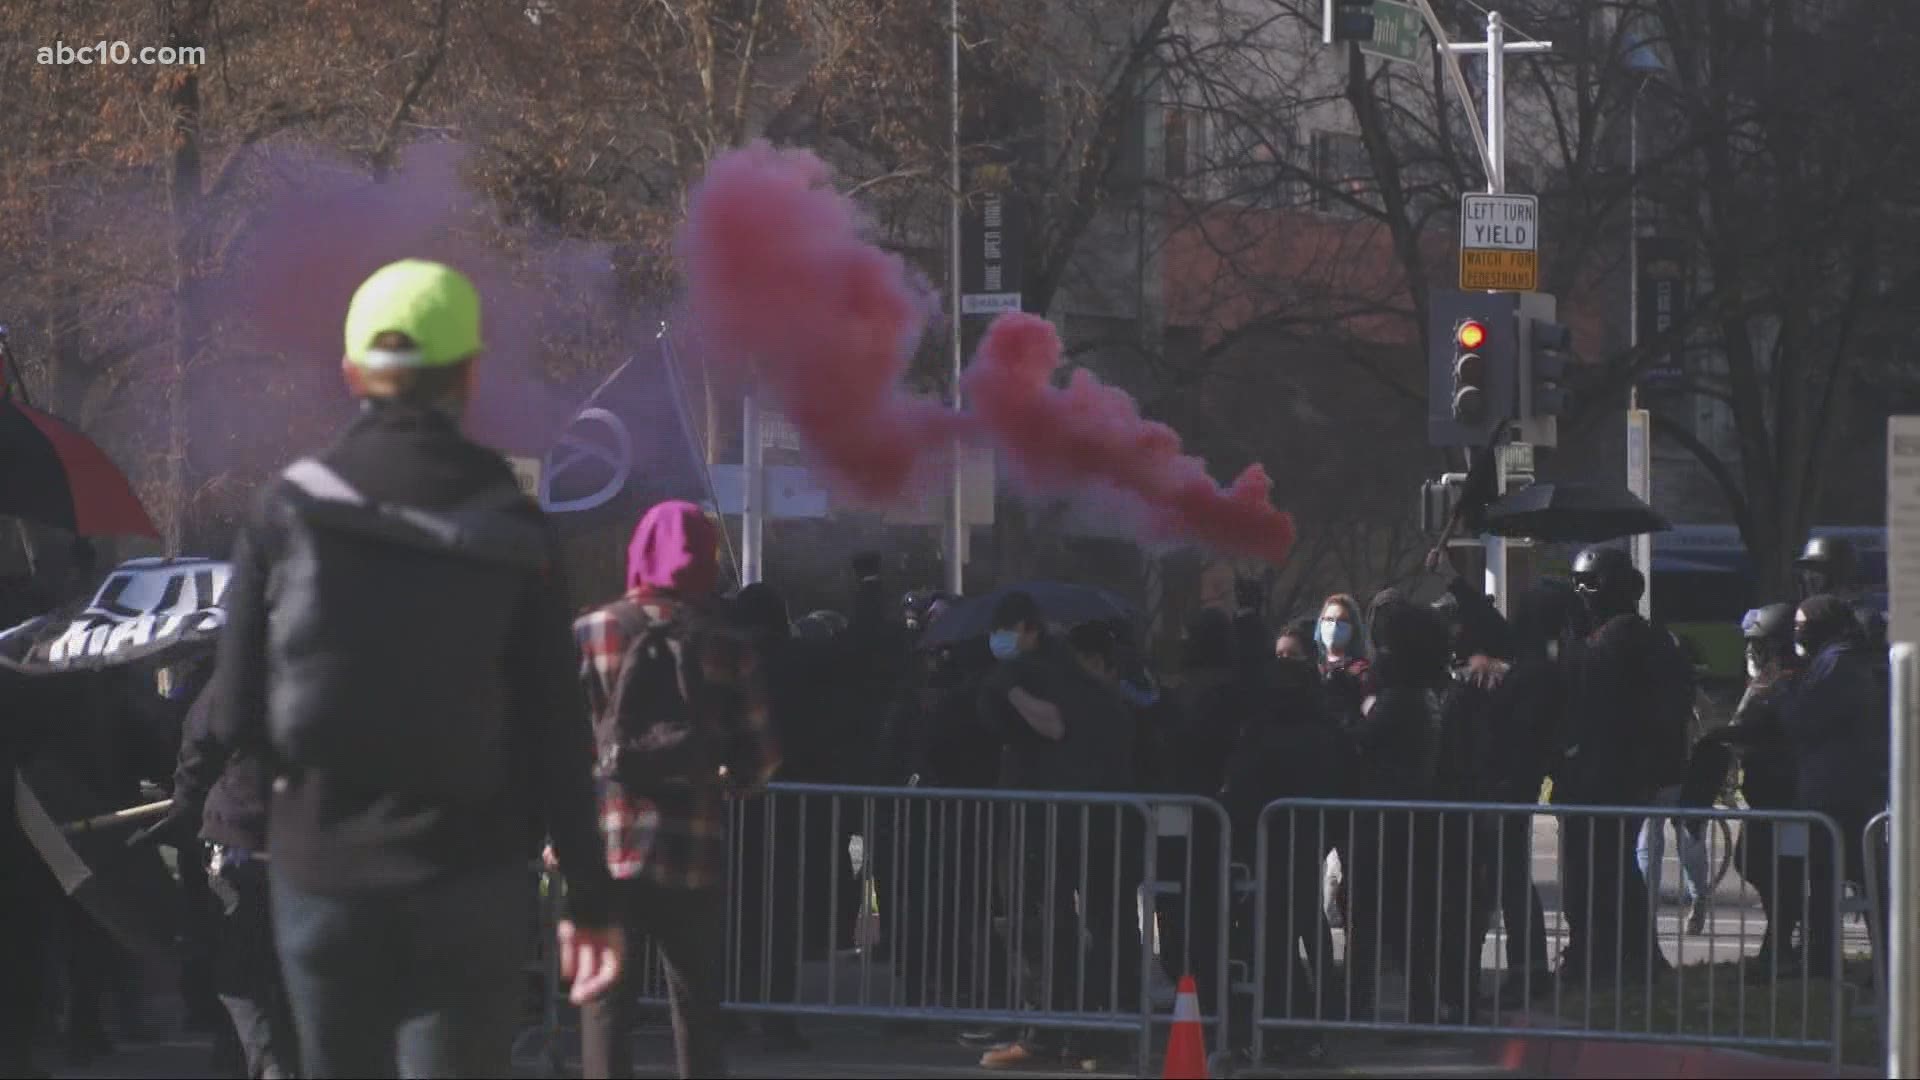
left=1, top=0, right=1196, bottom=568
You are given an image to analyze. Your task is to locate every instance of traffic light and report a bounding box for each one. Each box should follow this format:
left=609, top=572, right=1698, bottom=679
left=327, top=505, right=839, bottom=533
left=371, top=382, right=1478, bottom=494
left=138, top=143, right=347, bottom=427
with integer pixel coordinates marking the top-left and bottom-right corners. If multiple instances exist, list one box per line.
left=1427, top=289, right=1517, bottom=447
left=1517, top=291, right=1572, bottom=448
left=1324, top=0, right=1376, bottom=44
left=1451, top=317, right=1490, bottom=425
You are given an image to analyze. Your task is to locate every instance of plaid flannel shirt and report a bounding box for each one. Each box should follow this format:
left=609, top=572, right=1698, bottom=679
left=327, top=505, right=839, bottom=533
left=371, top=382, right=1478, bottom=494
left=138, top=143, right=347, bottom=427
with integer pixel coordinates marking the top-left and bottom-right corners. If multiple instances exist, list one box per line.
left=575, top=592, right=779, bottom=891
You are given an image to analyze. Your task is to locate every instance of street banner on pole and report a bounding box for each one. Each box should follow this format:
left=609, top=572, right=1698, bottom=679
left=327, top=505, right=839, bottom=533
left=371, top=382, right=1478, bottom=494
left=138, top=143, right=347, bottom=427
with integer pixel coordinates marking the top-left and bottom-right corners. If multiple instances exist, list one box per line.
left=1636, top=236, right=1688, bottom=385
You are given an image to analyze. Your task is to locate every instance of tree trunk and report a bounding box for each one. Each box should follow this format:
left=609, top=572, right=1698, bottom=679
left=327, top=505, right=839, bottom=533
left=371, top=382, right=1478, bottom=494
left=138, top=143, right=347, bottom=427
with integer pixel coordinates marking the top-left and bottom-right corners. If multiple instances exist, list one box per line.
left=163, top=0, right=215, bottom=555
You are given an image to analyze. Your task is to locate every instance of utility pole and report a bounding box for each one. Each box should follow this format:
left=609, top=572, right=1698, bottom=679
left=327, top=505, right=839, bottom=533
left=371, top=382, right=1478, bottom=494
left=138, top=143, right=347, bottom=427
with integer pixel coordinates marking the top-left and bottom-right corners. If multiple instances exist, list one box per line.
left=1444, top=10, right=1550, bottom=614
left=944, top=0, right=967, bottom=597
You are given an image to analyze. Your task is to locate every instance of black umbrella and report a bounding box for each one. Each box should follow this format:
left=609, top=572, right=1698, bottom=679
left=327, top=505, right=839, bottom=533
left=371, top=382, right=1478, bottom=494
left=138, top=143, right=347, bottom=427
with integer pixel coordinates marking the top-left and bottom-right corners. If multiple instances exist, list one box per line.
left=1481, top=481, right=1672, bottom=544
left=918, top=581, right=1134, bottom=649
left=0, top=330, right=159, bottom=539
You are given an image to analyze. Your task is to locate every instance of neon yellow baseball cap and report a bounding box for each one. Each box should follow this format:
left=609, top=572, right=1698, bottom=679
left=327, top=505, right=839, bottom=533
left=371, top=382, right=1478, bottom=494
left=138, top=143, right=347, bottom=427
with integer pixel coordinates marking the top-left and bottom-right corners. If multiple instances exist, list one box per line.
left=342, top=259, right=483, bottom=370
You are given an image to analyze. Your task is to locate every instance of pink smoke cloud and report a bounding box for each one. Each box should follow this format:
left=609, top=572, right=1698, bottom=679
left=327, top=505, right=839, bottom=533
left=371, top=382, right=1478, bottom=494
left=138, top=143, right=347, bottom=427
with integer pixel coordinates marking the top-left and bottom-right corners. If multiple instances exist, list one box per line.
left=964, top=314, right=1295, bottom=563
left=673, top=141, right=962, bottom=504
left=674, top=140, right=1296, bottom=564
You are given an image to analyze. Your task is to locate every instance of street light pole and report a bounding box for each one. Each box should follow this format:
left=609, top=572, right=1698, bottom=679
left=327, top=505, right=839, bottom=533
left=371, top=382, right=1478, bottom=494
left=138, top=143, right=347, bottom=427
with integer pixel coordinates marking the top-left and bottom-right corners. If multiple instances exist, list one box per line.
left=1444, top=10, right=1550, bottom=615
left=945, top=0, right=967, bottom=597
left=1627, top=80, right=1653, bottom=619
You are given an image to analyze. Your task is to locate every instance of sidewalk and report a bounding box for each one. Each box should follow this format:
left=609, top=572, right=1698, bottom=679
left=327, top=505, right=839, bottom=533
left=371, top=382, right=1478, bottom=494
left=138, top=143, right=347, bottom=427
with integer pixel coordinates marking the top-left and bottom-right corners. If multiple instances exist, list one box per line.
left=50, top=1019, right=1525, bottom=1079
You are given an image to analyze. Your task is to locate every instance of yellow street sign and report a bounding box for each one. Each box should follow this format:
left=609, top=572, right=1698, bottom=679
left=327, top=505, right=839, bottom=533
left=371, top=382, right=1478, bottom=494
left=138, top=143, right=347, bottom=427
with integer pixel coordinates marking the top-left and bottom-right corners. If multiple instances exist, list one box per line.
left=1460, top=249, right=1538, bottom=291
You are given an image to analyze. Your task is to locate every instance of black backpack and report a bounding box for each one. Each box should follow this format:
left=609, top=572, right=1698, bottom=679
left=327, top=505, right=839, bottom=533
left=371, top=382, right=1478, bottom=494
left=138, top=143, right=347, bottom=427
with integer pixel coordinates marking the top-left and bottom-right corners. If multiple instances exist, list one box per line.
left=1642, top=628, right=1698, bottom=790
left=599, top=604, right=722, bottom=791
left=265, top=458, right=549, bottom=803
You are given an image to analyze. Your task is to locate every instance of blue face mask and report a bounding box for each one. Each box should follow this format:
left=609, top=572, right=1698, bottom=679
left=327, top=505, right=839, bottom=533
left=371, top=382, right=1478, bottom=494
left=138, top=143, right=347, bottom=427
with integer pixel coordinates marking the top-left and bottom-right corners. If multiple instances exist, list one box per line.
left=1319, top=618, right=1353, bottom=651
left=989, top=630, right=1022, bottom=661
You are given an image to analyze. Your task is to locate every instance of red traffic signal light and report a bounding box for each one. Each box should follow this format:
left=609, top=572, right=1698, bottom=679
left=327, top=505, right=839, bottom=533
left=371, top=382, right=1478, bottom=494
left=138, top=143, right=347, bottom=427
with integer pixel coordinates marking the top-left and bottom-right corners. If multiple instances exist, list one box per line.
left=1456, top=319, right=1487, bottom=351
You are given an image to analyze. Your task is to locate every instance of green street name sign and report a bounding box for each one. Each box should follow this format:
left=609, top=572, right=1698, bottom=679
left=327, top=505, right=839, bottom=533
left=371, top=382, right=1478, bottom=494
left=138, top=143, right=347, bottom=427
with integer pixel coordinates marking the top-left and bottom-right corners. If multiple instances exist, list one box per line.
left=1361, top=0, right=1424, bottom=65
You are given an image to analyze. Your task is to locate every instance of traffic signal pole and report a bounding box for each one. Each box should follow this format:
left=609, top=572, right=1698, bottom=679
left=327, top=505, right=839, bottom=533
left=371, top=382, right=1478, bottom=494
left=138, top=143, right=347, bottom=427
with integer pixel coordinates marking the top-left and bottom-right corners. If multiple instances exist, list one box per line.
left=1443, top=10, right=1551, bottom=614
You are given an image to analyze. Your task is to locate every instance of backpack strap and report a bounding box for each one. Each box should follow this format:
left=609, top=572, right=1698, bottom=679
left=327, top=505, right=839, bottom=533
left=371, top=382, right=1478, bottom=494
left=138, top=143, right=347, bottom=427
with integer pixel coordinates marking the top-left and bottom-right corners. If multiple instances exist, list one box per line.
left=284, top=459, right=367, bottom=505
left=280, top=458, right=548, bottom=570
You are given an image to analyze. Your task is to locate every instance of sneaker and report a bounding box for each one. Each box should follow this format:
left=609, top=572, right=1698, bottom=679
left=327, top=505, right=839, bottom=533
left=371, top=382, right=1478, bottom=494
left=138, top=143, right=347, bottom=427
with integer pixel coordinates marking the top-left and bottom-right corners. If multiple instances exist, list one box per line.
left=1686, top=901, right=1709, bottom=936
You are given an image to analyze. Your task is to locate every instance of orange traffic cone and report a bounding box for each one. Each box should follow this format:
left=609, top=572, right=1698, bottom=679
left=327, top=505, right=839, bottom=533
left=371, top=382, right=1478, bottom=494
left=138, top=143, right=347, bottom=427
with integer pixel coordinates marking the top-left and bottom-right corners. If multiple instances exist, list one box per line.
left=1162, top=974, right=1209, bottom=1079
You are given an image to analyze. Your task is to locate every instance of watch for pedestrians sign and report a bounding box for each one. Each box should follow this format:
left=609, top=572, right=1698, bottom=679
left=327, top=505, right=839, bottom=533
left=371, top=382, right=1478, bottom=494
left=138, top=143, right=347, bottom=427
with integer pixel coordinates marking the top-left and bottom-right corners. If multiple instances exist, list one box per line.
left=1459, top=193, right=1540, bottom=291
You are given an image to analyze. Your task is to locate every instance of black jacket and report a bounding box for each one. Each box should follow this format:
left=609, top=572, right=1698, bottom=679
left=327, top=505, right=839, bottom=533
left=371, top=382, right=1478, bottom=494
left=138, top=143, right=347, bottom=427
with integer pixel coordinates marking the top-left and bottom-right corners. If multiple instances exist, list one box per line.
left=173, top=679, right=269, bottom=851
left=207, top=402, right=612, bottom=925
left=1558, top=614, right=1690, bottom=802
left=1778, top=640, right=1886, bottom=813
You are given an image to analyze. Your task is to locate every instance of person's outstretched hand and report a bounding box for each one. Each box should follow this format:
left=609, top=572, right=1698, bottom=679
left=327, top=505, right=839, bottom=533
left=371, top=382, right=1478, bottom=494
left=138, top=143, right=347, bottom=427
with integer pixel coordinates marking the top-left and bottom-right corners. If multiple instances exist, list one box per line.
left=556, top=920, right=625, bottom=1005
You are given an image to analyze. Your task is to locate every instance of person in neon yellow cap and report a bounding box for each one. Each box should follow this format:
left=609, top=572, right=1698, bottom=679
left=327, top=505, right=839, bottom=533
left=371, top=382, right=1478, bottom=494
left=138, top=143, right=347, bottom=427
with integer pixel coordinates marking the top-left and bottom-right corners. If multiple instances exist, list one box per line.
left=187, top=256, right=627, bottom=1078
left=339, top=258, right=485, bottom=413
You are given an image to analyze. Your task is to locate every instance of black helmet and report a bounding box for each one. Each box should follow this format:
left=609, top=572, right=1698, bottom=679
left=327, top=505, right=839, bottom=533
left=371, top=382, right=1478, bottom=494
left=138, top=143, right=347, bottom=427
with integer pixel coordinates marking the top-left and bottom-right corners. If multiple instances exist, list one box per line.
left=1741, top=603, right=1794, bottom=644
left=1572, top=545, right=1635, bottom=580
left=1795, top=535, right=1858, bottom=580
left=1572, top=546, right=1643, bottom=621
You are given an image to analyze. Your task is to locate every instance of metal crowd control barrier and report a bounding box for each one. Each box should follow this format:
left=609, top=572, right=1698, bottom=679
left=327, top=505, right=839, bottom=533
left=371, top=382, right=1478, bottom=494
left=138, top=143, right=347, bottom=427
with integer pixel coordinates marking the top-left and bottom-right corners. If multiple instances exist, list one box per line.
left=1863, top=809, right=1891, bottom=1058
left=519, top=782, right=1233, bottom=1078
left=1248, top=799, right=1849, bottom=1074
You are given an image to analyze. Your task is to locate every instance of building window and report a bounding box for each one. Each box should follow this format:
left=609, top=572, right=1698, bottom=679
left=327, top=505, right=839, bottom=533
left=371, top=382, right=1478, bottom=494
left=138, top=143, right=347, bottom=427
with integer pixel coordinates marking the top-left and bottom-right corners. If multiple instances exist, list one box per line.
left=1210, top=117, right=1285, bottom=206
left=1164, top=108, right=1191, bottom=180
left=1311, top=130, right=1372, bottom=213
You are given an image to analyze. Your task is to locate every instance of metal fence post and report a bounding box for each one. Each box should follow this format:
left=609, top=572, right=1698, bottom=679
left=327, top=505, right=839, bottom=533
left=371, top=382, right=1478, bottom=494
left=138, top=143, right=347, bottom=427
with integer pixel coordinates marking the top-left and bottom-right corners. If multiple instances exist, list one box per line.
left=1890, top=643, right=1918, bottom=1079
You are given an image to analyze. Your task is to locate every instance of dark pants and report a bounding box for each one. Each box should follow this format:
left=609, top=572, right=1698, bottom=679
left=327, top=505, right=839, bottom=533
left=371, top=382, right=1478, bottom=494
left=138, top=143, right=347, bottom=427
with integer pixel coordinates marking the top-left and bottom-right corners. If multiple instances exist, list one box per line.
left=271, top=861, right=530, bottom=1078
left=1737, top=820, right=1805, bottom=962
left=1408, top=813, right=1488, bottom=1019
left=180, top=846, right=223, bottom=1023
left=1485, top=811, right=1550, bottom=978
left=1082, top=808, right=1146, bottom=1016
left=1804, top=805, right=1883, bottom=979
left=1559, top=812, right=1664, bottom=980
left=580, top=881, right=727, bottom=1079
left=1344, top=808, right=1414, bottom=1002
left=1157, top=822, right=1225, bottom=1018
left=211, top=857, right=299, bottom=1079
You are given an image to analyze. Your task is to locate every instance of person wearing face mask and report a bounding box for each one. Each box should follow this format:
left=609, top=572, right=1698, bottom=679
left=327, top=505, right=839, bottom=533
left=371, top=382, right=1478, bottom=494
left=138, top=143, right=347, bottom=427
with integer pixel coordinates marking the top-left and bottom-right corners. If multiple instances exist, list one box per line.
left=972, top=596, right=1085, bottom=1070
left=1315, top=594, right=1373, bottom=727
left=1694, top=604, right=1806, bottom=971
left=1778, top=595, right=1889, bottom=978
left=1556, top=546, right=1685, bottom=984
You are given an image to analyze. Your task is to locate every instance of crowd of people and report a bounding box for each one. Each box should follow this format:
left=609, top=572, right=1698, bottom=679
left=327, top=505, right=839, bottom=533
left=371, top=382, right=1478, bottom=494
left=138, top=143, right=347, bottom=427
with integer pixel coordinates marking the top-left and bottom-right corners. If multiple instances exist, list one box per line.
left=0, top=257, right=1897, bottom=1080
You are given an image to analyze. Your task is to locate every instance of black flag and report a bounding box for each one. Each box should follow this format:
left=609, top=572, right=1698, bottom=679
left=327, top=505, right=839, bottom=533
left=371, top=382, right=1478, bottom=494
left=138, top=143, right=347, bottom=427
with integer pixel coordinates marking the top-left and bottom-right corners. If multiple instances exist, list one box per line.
left=539, top=327, right=711, bottom=527
left=0, top=558, right=229, bottom=674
